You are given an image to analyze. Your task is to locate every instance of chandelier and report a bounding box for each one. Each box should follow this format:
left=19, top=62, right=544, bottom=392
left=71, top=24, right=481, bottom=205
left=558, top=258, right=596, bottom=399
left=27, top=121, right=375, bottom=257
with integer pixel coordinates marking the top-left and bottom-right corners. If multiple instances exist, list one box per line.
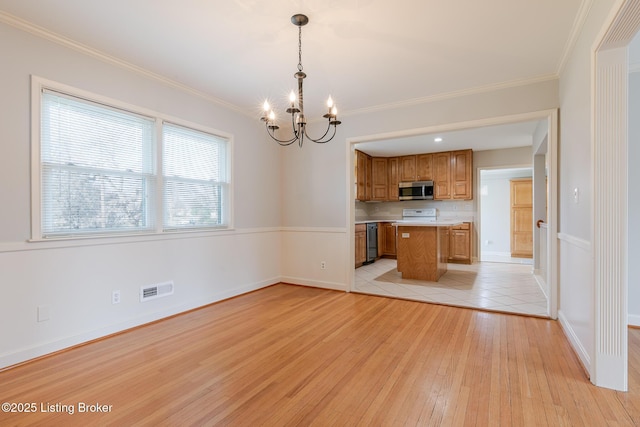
left=261, top=14, right=341, bottom=147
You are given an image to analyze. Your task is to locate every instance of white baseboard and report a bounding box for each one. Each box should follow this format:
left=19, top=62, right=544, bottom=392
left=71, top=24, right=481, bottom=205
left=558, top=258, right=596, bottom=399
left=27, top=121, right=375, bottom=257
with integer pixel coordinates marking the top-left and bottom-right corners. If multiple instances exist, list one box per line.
left=0, top=278, right=278, bottom=370
left=533, top=273, right=548, bottom=299
left=629, top=314, right=640, bottom=327
left=280, top=276, right=348, bottom=292
left=558, top=310, right=591, bottom=377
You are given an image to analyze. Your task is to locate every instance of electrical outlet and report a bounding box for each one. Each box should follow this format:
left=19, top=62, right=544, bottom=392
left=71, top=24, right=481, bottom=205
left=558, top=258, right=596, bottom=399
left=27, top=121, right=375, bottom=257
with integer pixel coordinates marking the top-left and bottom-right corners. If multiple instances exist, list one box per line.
left=112, top=290, right=121, bottom=305
left=320, top=261, right=326, bottom=270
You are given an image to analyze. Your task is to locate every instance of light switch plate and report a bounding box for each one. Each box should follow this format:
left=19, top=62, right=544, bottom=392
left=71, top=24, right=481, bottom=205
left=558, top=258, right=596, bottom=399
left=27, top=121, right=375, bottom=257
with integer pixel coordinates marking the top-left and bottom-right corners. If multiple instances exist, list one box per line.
left=37, top=305, right=50, bottom=322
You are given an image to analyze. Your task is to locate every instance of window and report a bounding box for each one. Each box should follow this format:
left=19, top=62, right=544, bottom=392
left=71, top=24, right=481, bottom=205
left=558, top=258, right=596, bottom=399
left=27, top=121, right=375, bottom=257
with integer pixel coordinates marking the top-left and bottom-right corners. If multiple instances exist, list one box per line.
left=35, top=80, right=231, bottom=239
left=163, top=123, right=228, bottom=230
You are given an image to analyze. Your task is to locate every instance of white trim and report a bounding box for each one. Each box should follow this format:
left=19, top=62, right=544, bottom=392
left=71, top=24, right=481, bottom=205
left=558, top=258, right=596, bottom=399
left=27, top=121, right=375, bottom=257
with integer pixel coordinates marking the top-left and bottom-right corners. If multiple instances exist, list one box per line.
left=629, top=314, right=640, bottom=327
left=592, top=43, right=629, bottom=391
left=280, top=227, right=347, bottom=234
left=558, top=310, right=592, bottom=377
left=348, top=110, right=558, bottom=144
left=557, top=0, right=595, bottom=75
left=557, top=232, right=592, bottom=251
left=1, top=11, right=247, bottom=116
left=0, top=227, right=280, bottom=254
left=0, top=277, right=278, bottom=370
left=30, top=76, right=234, bottom=241
left=279, top=276, right=348, bottom=292
left=344, top=76, right=558, bottom=117
left=346, top=109, right=560, bottom=311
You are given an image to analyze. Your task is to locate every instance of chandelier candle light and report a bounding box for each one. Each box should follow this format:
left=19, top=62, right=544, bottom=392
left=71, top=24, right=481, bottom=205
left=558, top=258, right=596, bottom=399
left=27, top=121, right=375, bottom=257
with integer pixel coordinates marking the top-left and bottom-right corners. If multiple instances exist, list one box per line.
left=261, top=14, right=341, bottom=147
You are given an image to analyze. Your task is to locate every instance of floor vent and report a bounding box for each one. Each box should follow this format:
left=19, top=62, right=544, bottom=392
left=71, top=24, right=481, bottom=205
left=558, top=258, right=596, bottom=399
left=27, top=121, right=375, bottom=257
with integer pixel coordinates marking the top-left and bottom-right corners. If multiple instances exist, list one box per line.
left=140, top=281, right=174, bottom=302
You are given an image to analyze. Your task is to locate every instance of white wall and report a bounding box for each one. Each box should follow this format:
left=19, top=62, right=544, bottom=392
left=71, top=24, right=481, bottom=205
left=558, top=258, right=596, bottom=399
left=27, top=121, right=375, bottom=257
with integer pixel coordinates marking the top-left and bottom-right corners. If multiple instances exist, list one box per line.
left=629, top=70, right=640, bottom=327
left=281, top=75, right=559, bottom=291
left=557, top=0, right=618, bottom=374
left=0, top=21, right=282, bottom=367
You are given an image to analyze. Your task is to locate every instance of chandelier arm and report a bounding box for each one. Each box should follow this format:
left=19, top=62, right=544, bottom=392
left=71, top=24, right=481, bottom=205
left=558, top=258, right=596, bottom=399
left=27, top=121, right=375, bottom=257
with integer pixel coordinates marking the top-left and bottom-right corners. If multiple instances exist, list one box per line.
left=265, top=122, right=298, bottom=146
left=304, top=121, right=336, bottom=144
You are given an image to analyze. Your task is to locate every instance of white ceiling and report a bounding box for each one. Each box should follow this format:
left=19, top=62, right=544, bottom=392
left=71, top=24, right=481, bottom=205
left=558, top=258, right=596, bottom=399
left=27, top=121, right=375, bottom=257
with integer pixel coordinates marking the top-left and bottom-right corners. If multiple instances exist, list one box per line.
left=355, top=120, right=542, bottom=156
left=0, top=0, right=586, bottom=152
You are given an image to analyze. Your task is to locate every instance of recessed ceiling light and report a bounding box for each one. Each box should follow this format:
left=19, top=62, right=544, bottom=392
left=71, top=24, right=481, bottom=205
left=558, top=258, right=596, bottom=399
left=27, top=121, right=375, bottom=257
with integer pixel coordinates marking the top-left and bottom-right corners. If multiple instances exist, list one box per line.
left=434, top=137, right=443, bottom=142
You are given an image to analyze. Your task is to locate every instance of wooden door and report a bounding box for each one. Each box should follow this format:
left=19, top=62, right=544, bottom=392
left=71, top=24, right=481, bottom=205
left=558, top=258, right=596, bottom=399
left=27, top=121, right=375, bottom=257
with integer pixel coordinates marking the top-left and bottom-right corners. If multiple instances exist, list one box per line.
left=510, top=178, right=533, bottom=258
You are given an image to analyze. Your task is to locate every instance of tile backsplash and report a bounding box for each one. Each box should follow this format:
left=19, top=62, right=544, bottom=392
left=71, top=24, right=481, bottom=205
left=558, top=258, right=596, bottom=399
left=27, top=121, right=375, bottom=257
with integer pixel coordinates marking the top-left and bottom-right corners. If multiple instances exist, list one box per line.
left=355, top=200, right=476, bottom=221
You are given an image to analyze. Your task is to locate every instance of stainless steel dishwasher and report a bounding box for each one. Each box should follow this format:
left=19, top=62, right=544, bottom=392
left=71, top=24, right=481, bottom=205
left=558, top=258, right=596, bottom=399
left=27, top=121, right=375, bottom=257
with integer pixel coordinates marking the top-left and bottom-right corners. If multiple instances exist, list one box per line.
left=365, top=222, right=378, bottom=264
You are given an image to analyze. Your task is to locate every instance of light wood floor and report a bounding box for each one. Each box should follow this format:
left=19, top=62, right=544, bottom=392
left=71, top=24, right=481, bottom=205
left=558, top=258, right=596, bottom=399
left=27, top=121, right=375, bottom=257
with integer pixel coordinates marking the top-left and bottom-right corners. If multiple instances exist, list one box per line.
left=1, top=284, right=639, bottom=426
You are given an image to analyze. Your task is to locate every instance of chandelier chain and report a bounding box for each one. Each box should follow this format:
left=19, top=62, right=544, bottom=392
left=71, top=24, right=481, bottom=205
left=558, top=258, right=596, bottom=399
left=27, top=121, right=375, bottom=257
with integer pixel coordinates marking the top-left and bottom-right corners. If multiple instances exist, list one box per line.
left=298, top=25, right=303, bottom=72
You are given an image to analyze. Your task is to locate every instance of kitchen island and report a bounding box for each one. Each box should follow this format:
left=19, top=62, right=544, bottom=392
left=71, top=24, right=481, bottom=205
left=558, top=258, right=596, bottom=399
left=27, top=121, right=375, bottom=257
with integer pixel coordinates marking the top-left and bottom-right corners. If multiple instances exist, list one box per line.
left=392, top=220, right=462, bottom=281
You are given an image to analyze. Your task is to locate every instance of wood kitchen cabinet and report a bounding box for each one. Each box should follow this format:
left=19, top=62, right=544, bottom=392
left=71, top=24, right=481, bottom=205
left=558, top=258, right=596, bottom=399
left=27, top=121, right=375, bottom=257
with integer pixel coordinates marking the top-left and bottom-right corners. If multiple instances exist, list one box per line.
left=371, top=158, right=388, bottom=201
left=355, top=150, right=370, bottom=201
left=399, top=155, right=417, bottom=182
left=416, top=153, right=433, bottom=181
left=381, top=222, right=397, bottom=257
left=387, top=157, right=399, bottom=201
left=451, top=149, right=473, bottom=199
left=355, top=224, right=367, bottom=267
left=448, top=222, right=472, bottom=264
left=356, top=149, right=473, bottom=202
left=433, top=152, right=451, bottom=199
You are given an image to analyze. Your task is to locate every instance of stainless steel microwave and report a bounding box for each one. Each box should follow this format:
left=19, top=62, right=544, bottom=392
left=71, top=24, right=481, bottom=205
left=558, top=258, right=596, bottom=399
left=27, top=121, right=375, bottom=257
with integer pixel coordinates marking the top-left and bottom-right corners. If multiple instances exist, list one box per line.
left=399, top=181, right=434, bottom=201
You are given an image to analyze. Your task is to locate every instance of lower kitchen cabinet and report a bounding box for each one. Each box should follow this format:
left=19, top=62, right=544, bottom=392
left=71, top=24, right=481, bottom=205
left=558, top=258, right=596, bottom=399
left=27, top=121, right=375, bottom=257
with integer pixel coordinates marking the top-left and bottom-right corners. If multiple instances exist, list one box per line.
left=448, top=222, right=472, bottom=264
left=355, top=224, right=367, bottom=267
left=381, top=222, right=397, bottom=258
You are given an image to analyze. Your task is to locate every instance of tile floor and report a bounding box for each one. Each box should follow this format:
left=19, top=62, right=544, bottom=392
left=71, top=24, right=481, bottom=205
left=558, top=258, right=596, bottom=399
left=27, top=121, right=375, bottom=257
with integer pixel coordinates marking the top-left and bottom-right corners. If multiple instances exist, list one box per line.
left=353, top=258, right=548, bottom=317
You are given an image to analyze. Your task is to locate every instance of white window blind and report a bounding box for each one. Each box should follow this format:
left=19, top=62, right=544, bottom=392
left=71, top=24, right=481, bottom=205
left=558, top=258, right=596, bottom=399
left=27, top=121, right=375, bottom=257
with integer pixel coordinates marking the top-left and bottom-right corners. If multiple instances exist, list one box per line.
left=163, top=123, right=229, bottom=230
left=40, top=90, right=155, bottom=237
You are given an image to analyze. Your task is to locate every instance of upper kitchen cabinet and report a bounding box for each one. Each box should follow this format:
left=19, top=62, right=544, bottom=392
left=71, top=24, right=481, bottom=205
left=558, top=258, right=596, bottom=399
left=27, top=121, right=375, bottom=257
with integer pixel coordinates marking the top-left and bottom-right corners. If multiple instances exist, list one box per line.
left=387, top=157, right=399, bottom=201
left=399, top=155, right=417, bottom=182
left=355, top=148, right=473, bottom=202
left=355, top=150, right=370, bottom=201
left=416, top=154, right=433, bottom=181
left=433, top=152, right=451, bottom=200
left=451, top=149, right=473, bottom=199
left=371, top=157, right=388, bottom=201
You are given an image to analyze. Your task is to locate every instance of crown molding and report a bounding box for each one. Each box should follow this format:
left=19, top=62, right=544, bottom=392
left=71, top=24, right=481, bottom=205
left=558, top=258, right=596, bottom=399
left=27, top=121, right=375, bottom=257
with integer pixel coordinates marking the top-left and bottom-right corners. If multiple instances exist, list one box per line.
left=0, top=11, right=251, bottom=117
left=556, top=0, right=594, bottom=75
left=343, top=74, right=559, bottom=117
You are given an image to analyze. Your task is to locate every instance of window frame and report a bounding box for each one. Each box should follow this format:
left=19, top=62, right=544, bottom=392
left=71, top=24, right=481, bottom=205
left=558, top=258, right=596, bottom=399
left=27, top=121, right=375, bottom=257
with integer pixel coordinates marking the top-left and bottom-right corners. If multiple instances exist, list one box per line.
left=31, top=76, right=233, bottom=242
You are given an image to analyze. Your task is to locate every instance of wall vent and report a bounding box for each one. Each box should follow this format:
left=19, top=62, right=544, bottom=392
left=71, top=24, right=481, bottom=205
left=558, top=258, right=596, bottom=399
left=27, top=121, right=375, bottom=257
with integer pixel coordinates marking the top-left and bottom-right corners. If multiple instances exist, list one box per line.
left=140, top=281, right=174, bottom=302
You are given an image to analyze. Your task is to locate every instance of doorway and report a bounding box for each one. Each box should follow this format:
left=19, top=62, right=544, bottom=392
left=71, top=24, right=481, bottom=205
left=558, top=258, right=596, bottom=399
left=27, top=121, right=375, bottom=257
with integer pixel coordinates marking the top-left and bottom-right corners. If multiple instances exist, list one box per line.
left=347, top=110, right=559, bottom=319
left=478, top=167, right=533, bottom=264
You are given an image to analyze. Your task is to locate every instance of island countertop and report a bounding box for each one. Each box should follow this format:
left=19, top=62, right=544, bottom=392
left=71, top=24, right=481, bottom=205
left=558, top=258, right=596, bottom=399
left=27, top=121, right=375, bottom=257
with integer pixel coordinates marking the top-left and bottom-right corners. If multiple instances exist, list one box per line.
left=391, top=220, right=464, bottom=227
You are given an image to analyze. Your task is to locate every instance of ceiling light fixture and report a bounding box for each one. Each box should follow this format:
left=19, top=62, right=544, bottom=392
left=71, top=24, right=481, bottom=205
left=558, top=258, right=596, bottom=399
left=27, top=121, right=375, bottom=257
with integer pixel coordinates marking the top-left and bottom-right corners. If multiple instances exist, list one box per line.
left=261, top=14, right=341, bottom=147
left=434, top=137, right=443, bottom=142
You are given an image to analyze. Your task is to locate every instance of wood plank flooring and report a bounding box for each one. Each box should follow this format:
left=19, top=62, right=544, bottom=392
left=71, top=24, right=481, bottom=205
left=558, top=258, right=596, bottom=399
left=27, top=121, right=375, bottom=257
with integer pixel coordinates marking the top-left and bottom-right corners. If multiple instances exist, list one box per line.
left=1, top=284, right=638, bottom=426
